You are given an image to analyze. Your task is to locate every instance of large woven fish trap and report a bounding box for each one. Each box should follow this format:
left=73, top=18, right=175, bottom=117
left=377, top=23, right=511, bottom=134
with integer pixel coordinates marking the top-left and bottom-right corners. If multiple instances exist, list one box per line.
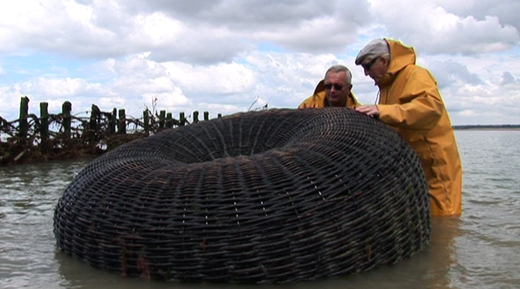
left=53, top=108, right=431, bottom=283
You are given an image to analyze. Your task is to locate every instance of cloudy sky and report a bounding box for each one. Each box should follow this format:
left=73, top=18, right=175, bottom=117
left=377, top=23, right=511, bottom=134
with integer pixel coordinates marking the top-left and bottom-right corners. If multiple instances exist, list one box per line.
left=1, top=0, right=519, bottom=125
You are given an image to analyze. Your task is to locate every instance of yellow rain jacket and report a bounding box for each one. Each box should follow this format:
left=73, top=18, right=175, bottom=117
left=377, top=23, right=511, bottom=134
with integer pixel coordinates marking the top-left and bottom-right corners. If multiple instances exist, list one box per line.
left=298, top=80, right=359, bottom=108
left=376, top=39, right=462, bottom=216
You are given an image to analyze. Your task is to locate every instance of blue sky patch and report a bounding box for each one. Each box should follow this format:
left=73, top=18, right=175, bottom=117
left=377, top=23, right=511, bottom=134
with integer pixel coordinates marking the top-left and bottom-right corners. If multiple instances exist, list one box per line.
left=0, top=53, right=95, bottom=84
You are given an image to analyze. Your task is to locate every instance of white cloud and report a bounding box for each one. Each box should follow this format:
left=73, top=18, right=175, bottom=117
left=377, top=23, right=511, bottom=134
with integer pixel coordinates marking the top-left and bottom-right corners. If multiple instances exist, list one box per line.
left=369, top=0, right=519, bottom=55
left=0, top=0, right=519, bottom=125
left=501, top=71, right=517, bottom=85
left=427, top=60, right=482, bottom=89
left=163, top=61, right=256, bottom=96
left=431, top=0, right=520, bottom=31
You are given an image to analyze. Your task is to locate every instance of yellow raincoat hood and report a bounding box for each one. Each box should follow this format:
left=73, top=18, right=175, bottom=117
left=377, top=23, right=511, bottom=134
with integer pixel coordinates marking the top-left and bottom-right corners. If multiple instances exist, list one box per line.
left=376, top=40, right=416, bottom=87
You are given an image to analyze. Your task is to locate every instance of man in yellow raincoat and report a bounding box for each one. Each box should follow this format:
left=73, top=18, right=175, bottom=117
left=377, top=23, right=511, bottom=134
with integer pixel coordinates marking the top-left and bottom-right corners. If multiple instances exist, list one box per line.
left=354, top=38, right=462, bottom=217
left=299, top=65, right=359, bottom=108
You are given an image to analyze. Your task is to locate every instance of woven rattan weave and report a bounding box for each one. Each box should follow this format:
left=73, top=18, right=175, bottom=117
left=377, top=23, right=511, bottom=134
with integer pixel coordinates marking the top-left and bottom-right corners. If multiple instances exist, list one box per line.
left=53, top=108, right=431, bottom=283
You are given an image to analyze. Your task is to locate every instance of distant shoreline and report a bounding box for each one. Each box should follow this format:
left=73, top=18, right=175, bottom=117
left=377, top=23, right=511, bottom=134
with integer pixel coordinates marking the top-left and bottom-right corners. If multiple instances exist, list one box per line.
left=453, top=125, right=520, bottom=131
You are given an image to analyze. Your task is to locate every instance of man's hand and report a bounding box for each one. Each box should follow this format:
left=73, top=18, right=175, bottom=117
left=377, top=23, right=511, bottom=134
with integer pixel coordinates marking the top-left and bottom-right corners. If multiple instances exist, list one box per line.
left=355, top=105, right=380, bottom=117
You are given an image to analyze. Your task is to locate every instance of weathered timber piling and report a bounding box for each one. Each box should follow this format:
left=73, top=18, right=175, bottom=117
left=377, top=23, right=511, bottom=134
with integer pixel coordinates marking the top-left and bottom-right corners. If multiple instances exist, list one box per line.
left=179, top=112, right=186, bottom=126
left=40, top=102, right=49, bottom=141
left=118, top=109, right=126, bottom=135
left=0, top=96, right=222, bottom=166
left=62, top=101, right=72, bottom=139
left=159, top=110, right=166, bottom=129
left=18, top=97, right=29, bottom=140
left=110, top=108, right=117, bottom=134
left=143, top=110, right=150, bottom=133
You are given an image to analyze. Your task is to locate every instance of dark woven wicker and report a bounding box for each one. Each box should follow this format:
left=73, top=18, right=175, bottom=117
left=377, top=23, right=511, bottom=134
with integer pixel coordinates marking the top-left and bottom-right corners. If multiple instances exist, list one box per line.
left=53, top=108, right=430, bottom=283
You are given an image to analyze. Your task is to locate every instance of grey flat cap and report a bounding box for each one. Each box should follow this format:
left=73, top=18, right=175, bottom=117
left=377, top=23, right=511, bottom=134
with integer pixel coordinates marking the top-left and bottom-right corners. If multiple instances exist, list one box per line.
left=355, top=39, right=389, bottom=65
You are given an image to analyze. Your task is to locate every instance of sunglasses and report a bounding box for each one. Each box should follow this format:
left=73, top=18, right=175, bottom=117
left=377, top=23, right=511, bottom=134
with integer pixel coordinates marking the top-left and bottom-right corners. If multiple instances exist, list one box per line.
left=323, top=83, right=346, bottom=91
left=362, top=56, right=380, bottom=71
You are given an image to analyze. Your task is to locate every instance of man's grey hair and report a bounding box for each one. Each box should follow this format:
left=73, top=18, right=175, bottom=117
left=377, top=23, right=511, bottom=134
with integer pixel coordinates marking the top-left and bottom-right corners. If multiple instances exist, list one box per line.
left=325, top=65, right=352, bottom=85
left=355, top=38, right=390, bottom=65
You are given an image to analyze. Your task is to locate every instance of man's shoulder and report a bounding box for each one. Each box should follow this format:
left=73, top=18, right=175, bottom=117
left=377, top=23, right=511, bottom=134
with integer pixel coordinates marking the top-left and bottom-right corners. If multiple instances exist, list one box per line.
left=401, top=64, right=437, bottom=81
left=299, top=91, right=326, bottom=108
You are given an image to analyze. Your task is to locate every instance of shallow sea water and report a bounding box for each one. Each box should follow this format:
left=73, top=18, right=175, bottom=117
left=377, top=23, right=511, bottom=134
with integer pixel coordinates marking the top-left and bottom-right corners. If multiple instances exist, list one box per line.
left=1, top=130, right=519, bottom=289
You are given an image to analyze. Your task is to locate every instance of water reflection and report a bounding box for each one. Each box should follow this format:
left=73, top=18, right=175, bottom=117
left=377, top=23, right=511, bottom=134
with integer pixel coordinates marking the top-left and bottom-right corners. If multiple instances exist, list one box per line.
left=427, top=218, right=460, bottom=289
left=52, top=218, right=462, bottom=289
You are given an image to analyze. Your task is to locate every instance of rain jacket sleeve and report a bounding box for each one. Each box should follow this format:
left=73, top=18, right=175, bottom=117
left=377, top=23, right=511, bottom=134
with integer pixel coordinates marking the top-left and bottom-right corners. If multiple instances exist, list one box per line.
left=378, top=66, right=444, bottom=130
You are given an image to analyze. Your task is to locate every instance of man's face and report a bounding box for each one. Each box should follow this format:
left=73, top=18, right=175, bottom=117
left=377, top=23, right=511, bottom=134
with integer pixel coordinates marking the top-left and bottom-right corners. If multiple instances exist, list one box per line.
left=362, top=57, right=387, bottom=81
left=324, top=71, right=352, bottom=107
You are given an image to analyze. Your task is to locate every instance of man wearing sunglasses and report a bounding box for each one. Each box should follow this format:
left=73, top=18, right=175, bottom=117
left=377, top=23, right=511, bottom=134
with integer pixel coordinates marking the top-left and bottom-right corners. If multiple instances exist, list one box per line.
left=298, top=65, right=359, bottom=108
left=354, top=38, right=462, bottom=217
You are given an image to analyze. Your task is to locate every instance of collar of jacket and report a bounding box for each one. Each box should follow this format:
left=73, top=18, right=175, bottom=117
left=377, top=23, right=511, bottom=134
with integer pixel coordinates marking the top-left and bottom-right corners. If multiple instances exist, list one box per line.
left=312, top=90, right=357, bottom=107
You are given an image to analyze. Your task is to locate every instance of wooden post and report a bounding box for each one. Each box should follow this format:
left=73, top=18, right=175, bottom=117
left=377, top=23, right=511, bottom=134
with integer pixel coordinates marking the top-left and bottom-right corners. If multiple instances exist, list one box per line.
left=204, top=111, right=209, bottom=121
left=118, top=109, right=126, bottom=134
left=143, top=110, right=150, bottom=133
left=62, top=101, right=72, bottom=139
left=40, top=102, right=49, bottom=141
left=159, top=110, right=166, bottom=129
left=18, top=96, right=29, bottom=139
left=89, top=105, right=100, bottom=143
left=193, top=111, right=199, bottom=123
left=109, top=108, right=117, bottom=134
left=90, top=105, right=100, bottom=131
left=179, top=112, right=186, bottom=126
left=166, top=112, right=173, bottom=128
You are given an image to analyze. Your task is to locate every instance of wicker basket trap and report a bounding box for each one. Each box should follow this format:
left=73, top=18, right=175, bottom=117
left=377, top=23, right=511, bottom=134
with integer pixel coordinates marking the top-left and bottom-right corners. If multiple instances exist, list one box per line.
left=53, top=108, right=431, bottom=283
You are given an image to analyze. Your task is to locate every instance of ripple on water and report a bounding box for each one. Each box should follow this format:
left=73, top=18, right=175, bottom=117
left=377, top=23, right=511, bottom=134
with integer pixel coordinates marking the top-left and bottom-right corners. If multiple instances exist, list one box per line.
left=1, top=135, right=520, bottom=289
